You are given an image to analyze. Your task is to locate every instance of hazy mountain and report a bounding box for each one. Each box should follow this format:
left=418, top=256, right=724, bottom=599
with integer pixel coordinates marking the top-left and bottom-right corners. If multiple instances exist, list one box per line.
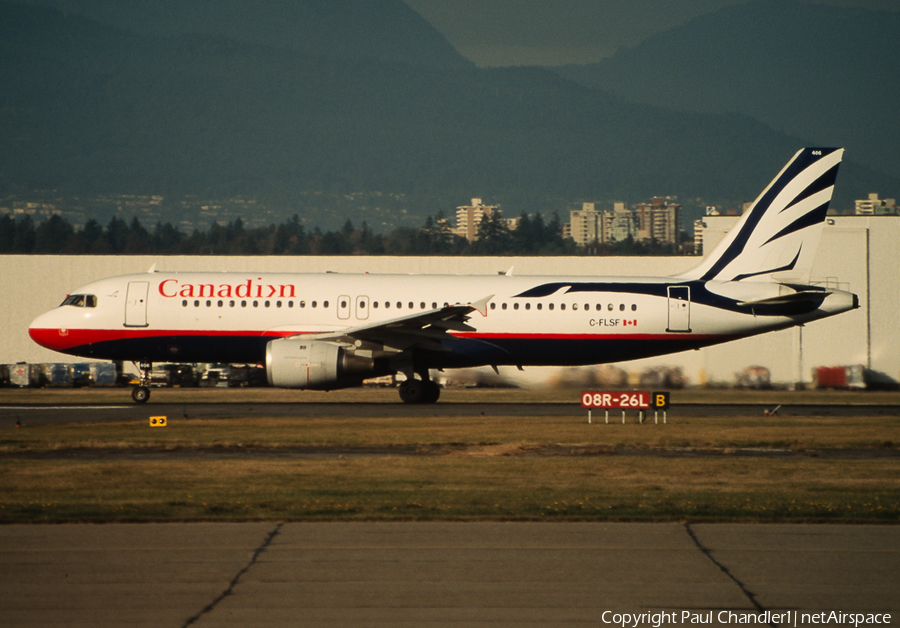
left=15, top=0, right=471, bottom=68
left=0, top=1, right=895, bottom=230
left=554, top=0, right=900, bottom=178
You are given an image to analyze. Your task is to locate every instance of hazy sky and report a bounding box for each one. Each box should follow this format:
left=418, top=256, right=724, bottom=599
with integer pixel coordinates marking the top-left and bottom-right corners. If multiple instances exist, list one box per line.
left=403, top=0, right=900, bottom=66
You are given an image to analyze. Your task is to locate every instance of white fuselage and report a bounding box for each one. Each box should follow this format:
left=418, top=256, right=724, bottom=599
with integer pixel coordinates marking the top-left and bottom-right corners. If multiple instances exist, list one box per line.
left=29, top=271, right=857, bottom=369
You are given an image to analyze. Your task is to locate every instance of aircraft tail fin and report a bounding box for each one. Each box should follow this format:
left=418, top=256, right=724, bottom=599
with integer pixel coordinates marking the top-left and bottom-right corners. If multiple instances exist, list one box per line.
left=681, top=148, right=843, bottom=283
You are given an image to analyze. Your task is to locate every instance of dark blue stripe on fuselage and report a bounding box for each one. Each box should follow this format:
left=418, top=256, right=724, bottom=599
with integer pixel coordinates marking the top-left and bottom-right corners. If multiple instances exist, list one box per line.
left=514, top=280, right=826, bottom=316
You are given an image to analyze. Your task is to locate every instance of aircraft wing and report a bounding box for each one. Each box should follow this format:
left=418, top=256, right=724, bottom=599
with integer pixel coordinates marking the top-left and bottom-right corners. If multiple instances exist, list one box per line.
left=301, top=295, right=493, bottom=352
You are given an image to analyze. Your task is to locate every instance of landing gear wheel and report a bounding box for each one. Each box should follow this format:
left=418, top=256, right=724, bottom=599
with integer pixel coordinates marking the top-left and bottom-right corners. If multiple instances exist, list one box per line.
left=132, top=386, right=150, bottom=404
left=423, top=380, right=441, bottom=404
left=398, top=379, right=441, bottom=404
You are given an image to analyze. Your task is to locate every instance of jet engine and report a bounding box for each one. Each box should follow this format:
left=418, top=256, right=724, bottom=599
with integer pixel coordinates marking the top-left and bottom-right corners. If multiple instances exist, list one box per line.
left=265, top=338, right=376, bottom=390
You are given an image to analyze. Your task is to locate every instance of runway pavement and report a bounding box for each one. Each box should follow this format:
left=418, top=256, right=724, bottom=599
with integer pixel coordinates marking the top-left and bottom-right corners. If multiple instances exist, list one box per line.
left=3, top=401, right=900, bottom=427
left=1, top=523, right=897, bottom=627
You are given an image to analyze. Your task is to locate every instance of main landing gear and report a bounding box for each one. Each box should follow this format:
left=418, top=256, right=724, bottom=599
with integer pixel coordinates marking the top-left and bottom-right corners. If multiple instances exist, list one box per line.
left=132, top=360, right=151, bottom=404
left=398, top=377, right=441, bottom=404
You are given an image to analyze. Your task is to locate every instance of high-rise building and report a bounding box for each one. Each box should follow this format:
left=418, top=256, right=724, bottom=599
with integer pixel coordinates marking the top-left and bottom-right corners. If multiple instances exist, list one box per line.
left=634, top=197, right=681, bottom=244
left=568, top=202, right=603, bottom=245
left=453, top=198, right=501, bottom=242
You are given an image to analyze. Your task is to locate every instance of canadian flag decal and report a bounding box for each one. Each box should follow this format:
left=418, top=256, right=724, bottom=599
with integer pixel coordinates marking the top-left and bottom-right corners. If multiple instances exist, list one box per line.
left=623, top=319, right=638, bottom=326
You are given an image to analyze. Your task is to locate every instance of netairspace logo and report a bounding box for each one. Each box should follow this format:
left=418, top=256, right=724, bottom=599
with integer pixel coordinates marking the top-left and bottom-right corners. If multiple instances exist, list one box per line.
left=600, top=611, right=892, bottom=627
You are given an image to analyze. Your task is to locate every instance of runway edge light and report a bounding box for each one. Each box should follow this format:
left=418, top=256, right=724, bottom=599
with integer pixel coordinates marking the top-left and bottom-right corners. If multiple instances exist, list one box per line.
left=149, top=416, right=167, bottom=427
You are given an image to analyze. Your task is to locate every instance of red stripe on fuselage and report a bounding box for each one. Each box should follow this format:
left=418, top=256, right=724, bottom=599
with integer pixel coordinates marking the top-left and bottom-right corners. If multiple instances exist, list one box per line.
left=28, top=327, right=301, bottom=353
left=30, top=326, right=730, bottom=354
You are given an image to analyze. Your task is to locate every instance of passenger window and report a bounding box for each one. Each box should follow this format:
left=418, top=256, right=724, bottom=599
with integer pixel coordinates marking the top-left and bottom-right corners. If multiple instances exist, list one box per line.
left=631, top=304, right=637, bottom=311
left=513, top=303, right=519, bottom=310
left=182, top=300, right=188, bottom=307
left=573, top=304, right=578, bottom=311
left=265, top=301, right=270, bottom=308
left=253, top=301, right=259, bottom=308
left=525, top=303, right=530, bottom=310
left=502, top=303, right=507, bottom=310
left=324, top=301, right=329, bottom=308
left=396, top=302, right=402, bottom=309
left=619, top=303, right=625, bottom=311
left=432, top=302, right=437, bottom=309
left=408, top=302, right=413, bottom=309
left=549, top=303, right=554, bottom=311
left=537, top=303, right=542, bottom=311
left=312, top=301, right=318, bottom=308
left=218, top=300, right=223, bottom=307
left=561, top=304, right=566, bottom=311
left=299, top=301, right=305, bottom=308
left=276, top=301, right=282, bottom=308
left=490, top=303, right=496, bottom=310
left=241, top=300, right=247, bottom=307
left=596, top=304, right=602, bottom=311
left=608, top=303, right=614, bottom=311
left=230, top=300, right=235, bottom=307
left=194, top=300, right=200, bottom=307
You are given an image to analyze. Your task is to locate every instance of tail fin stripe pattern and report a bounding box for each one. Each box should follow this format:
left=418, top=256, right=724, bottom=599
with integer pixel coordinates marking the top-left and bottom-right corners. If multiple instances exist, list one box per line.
left=779, top=163, right=841, bottom=214
left=685, top=148, right=843, bottom=283
left=763, top=201, right=830, bottom=246
left=698, top=156, right=813, bottom=281
left=731, top=249, right=802, bottom=282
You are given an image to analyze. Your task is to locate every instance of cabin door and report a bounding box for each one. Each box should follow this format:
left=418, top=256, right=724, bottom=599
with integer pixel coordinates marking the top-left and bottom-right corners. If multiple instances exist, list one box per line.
left=124, top=281, right=149, bottom=328
left=666, top=286, right=691, bottom=332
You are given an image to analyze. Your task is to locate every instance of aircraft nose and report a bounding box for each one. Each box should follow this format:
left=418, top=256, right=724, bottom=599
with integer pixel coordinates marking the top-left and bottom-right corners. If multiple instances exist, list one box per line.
left=28, top=310, right=73, bottom=353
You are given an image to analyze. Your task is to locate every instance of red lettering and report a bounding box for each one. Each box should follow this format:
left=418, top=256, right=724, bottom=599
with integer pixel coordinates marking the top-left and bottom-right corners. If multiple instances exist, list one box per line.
left=278, top=285, right=296, bottom=298
left=179, top=285, right=195, bottom=298
left=217, top=284, right=233, bottom=298
left=255, top=279, right=263, bottom=298
left=159, top=279, right=178, bottom=298
left=197, top=284, right=215, bottom=297
left=235, top=280, right=252, bottom=299
left=266, top=285, right=277, bottom=298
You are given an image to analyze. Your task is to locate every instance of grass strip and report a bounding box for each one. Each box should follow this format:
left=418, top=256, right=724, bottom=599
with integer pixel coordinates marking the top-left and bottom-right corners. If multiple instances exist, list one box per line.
left=1, top=455, right=898, bottom=524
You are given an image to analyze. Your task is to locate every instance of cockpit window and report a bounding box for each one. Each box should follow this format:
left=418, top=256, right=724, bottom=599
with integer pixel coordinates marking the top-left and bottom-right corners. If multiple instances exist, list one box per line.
left=61, top=294, right=97, bottom=308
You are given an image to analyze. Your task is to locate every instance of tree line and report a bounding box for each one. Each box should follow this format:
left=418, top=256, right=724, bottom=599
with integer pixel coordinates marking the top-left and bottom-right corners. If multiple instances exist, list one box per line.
left=0, top=212, right=688, bottom=256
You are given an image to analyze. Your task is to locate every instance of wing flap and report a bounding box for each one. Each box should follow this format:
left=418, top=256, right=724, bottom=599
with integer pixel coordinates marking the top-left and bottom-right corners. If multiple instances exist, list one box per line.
left=298, top=295, right=492, bottom=352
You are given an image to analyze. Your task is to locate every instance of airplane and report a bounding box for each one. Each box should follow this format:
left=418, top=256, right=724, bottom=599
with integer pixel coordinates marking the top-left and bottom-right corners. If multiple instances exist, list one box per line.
left=29, top=148, right=857, bottom=404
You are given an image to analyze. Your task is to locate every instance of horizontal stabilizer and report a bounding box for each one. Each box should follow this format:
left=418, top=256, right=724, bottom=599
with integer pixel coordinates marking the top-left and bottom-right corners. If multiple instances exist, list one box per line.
left=738, top=290, right=832, bottom=307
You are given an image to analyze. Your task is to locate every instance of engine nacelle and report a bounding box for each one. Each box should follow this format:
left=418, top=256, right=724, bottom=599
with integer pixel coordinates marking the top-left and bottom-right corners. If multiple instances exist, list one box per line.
left=266, top=338, right=375, bottom=390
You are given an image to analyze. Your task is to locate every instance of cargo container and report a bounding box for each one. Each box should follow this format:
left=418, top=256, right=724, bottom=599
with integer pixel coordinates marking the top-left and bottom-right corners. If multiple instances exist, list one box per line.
left=90, top=362, right=118, bottom=386
left=41, top=363, right=73, bottom=387
left=9, top=363, right=40, bottom=387
left=813, top=365, right=865, bottom=389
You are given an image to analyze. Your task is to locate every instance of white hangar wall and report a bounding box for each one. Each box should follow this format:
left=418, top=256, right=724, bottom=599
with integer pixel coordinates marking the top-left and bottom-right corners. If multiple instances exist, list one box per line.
left=2, top=215, right=897, bottom=386
left=691, top=215, right=898, bottom=385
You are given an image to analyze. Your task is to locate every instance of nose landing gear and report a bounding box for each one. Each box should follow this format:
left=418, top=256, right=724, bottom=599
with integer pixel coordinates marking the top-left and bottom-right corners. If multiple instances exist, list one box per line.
left=132, top=360, right=151, bottom=404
